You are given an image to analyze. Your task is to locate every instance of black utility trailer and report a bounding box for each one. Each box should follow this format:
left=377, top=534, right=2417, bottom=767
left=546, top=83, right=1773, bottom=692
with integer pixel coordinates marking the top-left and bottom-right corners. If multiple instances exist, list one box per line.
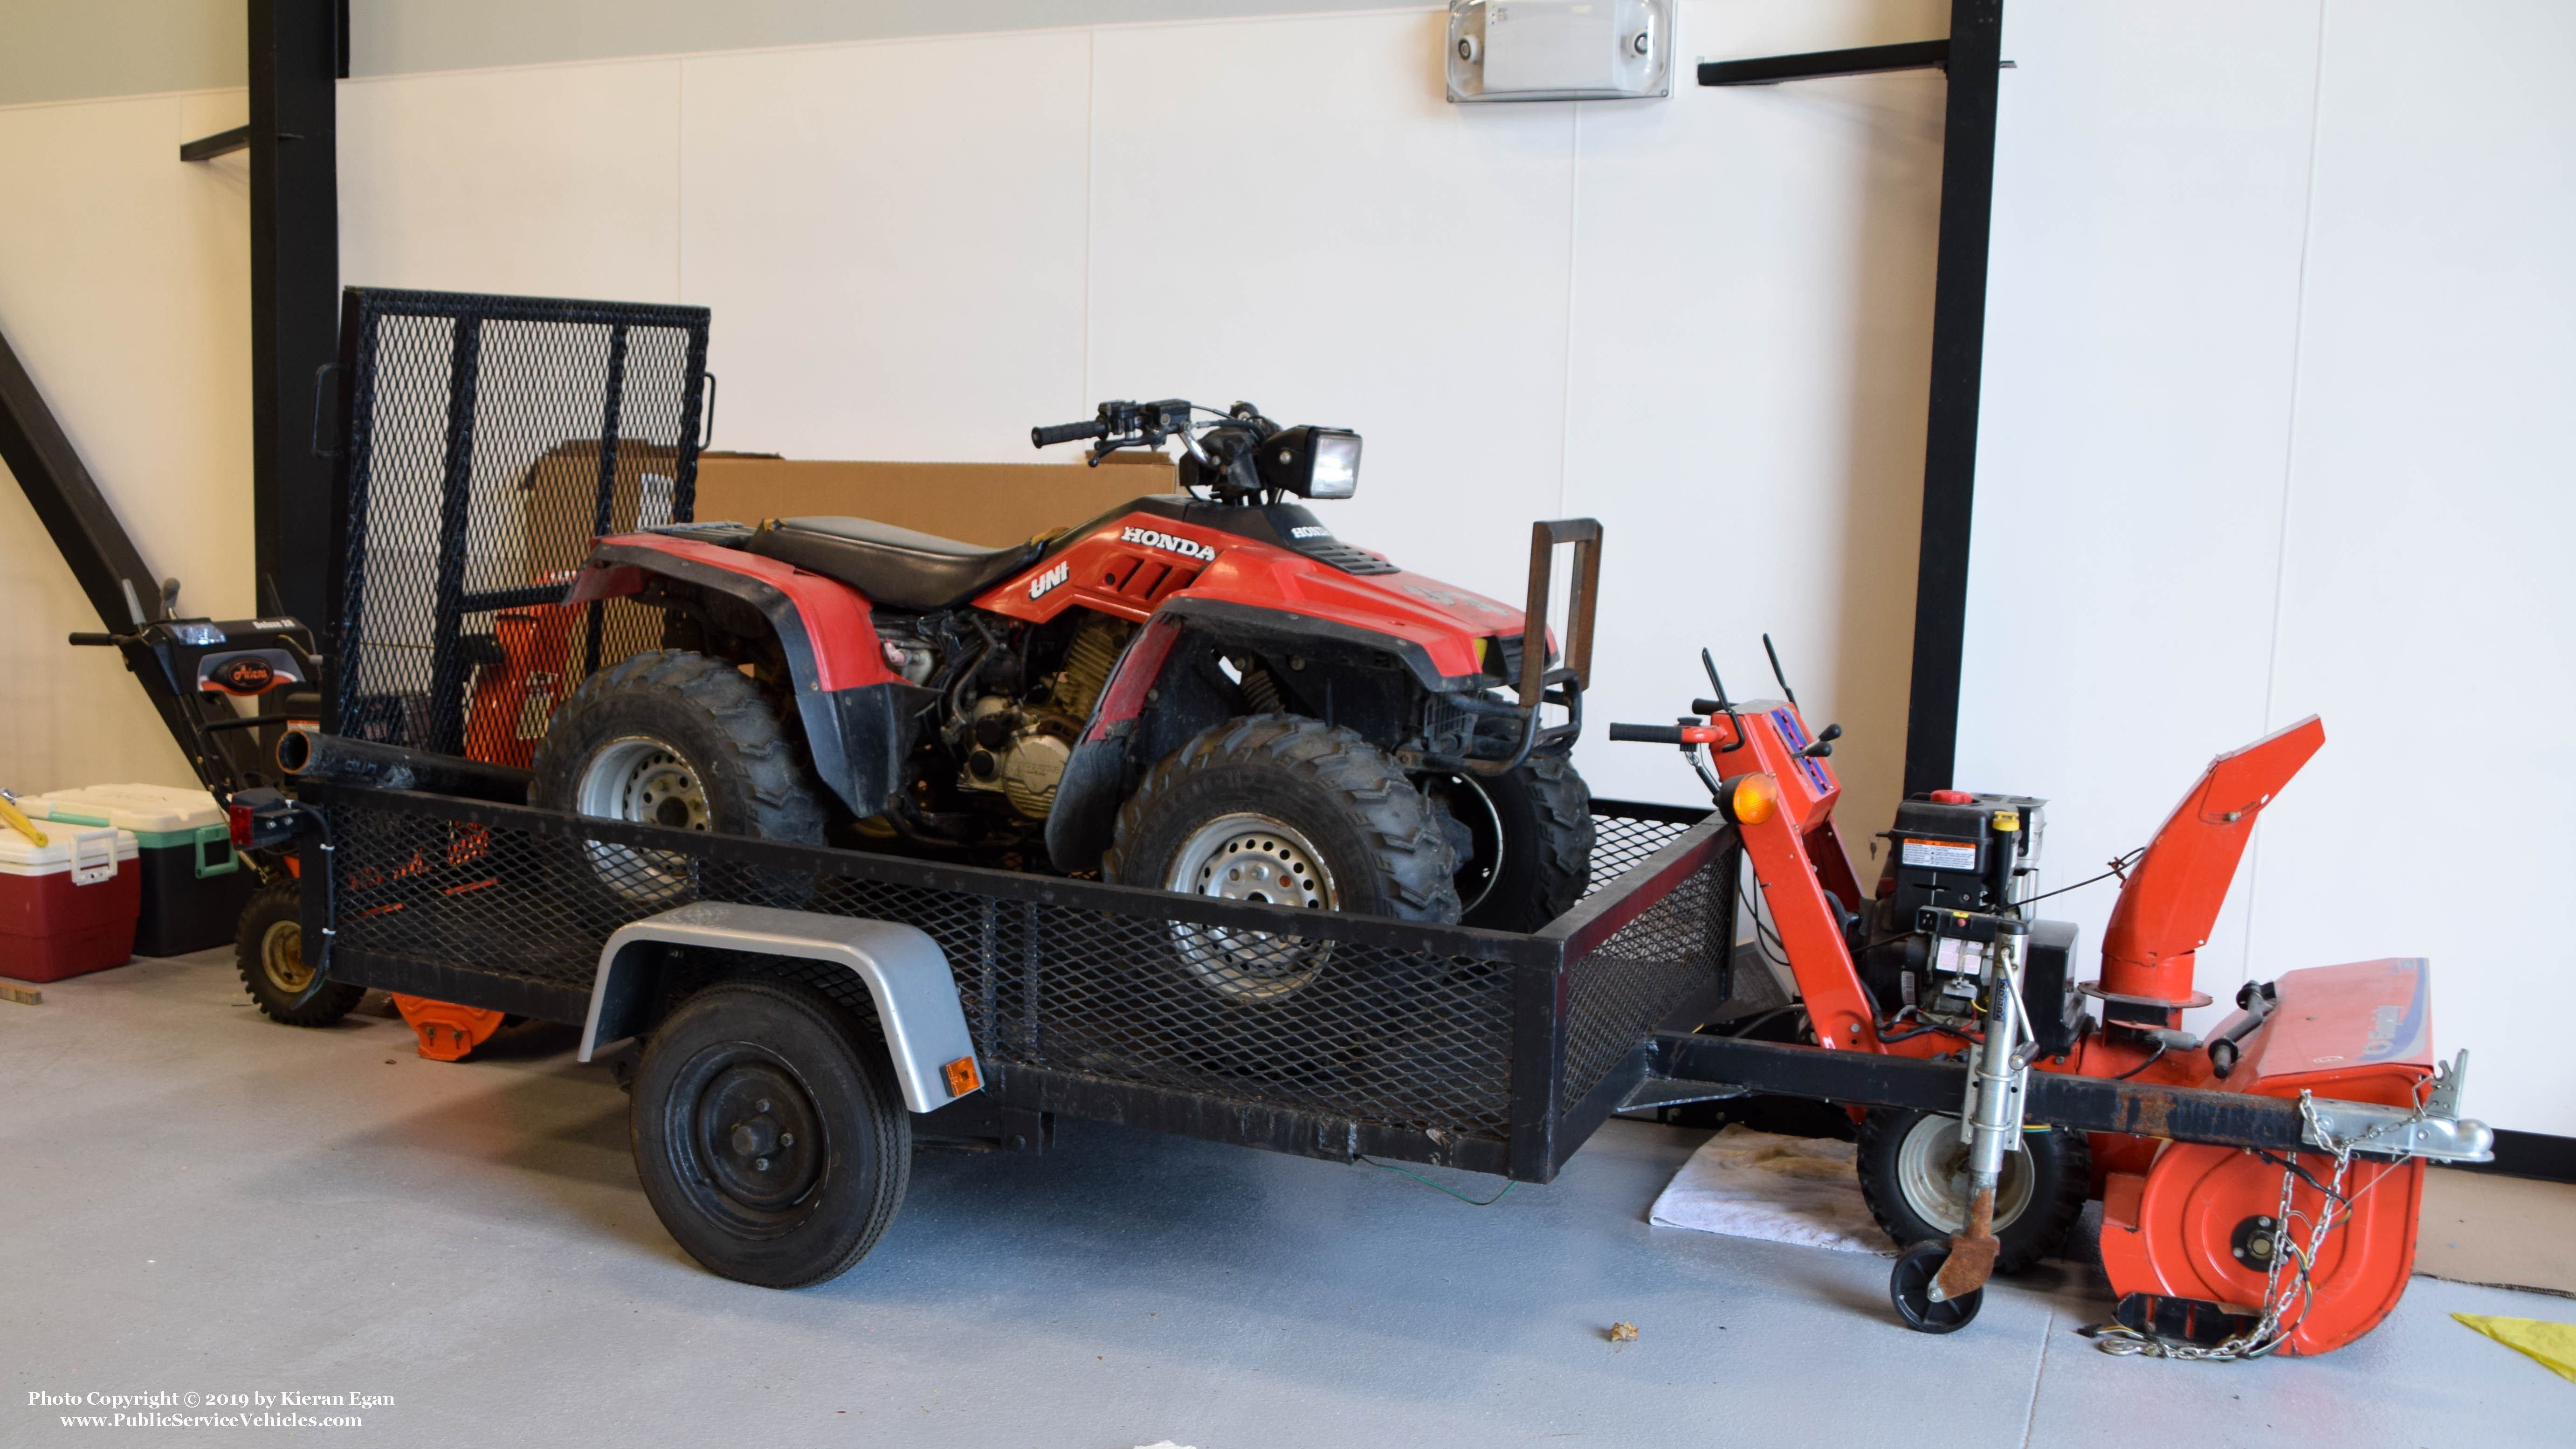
left=296, top=776, right=1739, bottom=1274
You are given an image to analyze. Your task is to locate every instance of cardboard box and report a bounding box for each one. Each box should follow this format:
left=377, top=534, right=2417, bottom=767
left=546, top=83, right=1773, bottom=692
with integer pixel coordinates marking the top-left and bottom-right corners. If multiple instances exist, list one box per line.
left=517, top=439, right=685, bottom=578
left=692, top=450, right=1177, bottom=548
left=514, top=443, right=1176, bottom=565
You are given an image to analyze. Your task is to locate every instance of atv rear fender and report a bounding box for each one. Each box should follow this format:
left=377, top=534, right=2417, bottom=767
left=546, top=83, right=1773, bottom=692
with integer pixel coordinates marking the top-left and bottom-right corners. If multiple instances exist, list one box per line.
left=568, top=536, right=935, bottom=817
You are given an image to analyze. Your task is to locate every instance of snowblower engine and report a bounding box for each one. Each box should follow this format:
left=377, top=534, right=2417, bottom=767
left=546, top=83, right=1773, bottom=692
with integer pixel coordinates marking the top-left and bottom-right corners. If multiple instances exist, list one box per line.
left=1858, top=791, right=2087, bottom=1058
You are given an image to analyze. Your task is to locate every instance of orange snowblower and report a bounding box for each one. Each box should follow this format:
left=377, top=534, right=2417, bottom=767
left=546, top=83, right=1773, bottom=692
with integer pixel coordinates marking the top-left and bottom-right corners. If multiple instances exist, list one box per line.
left=1609, top=643, right=2492, bottom=1357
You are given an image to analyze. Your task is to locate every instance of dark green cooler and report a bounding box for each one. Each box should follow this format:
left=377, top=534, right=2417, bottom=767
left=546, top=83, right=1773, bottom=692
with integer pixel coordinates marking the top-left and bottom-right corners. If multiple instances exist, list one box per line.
left=32, top=784, right=255, bottom=956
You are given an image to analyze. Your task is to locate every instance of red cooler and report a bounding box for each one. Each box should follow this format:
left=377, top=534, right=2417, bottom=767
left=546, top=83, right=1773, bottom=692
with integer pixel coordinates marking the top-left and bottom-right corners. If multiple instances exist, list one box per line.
left=0, top=822, right=140, bottom=982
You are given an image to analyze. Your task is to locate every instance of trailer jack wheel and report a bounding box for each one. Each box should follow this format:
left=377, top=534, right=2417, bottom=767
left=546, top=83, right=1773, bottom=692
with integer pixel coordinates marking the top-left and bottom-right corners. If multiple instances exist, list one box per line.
left=1890, top=1240, right=1982, bottom=1334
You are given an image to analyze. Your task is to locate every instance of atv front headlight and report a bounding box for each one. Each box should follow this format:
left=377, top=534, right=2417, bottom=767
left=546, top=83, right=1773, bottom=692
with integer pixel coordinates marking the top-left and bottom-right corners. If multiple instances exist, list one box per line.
left=1259, top=426, right=1362, bottom=500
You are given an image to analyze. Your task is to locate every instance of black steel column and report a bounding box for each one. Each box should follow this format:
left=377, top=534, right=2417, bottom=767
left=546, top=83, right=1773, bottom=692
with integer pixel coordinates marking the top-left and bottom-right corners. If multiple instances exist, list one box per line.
left=249, top=0, right=344, bottom=629
left=1901, top=0, right=2004, bottom=798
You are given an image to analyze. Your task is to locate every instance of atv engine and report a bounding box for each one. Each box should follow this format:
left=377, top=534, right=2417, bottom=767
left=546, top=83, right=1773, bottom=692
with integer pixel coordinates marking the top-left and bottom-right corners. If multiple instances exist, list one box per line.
left=953, top=614, right=1130, bottom=820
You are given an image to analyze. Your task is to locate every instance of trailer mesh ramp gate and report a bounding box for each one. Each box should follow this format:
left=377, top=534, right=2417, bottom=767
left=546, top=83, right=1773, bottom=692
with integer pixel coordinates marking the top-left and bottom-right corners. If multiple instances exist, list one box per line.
left=324, top=288, right=709, bottom=754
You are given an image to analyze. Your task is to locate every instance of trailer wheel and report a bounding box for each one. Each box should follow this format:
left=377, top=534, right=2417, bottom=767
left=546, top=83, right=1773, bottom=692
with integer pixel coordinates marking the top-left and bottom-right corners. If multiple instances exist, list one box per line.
left=234, top=879, right=364, bottom=1027
left=1104, top=715, right=1459, bottom=1003
left=531, top=649, right=824, bottom=902
left=631, top=979, right=910, bottom=1288
left=1856, top=1108, right=2090, bottom=1275
left=1419, top=756, right=1594, bottom=932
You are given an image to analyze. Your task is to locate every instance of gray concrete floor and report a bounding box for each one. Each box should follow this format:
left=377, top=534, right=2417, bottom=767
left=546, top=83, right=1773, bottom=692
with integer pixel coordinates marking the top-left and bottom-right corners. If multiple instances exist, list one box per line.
left=2, top=950, right=2566, bottom=1448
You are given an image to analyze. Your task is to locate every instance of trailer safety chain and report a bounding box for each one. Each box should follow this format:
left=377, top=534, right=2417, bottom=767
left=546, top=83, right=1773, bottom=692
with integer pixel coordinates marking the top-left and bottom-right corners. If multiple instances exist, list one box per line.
left=2081, top=1087, right=2431, bottom=1362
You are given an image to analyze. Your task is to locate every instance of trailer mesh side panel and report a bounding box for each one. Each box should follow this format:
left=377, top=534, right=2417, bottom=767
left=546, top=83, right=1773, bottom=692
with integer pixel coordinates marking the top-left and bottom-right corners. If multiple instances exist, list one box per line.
left=326, top=289, right=709, bottom=755
left=1559, top=850, right=1734, bottom=1104
left=323, top=794, right=1718, bottom=1151
left=1582, top=811, right=1694, bottom=896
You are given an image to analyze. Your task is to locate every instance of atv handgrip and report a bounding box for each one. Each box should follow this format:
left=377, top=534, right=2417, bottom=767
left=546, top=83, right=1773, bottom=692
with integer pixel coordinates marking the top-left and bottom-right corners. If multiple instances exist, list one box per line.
left=1608, top=723, right=1684, bottom=745
left=1032, top=420, right=1103, bottom=448
left=67, top=632, right=119, bottom=646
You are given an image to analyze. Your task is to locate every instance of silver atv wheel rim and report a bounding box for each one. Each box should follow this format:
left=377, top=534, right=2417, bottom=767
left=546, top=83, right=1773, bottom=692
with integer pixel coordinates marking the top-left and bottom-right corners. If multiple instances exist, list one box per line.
left=576, top=735, right=709, bottom=902
left=1163, top=813, right=1338, bottom=1003
left=1894, top=1112, right=2035, bottom=1236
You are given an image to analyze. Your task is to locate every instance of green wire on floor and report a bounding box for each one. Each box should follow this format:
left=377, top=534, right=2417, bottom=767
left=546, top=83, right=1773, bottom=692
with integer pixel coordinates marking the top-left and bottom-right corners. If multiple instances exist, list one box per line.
left=1357, top=1154, right=1515, bottom=1206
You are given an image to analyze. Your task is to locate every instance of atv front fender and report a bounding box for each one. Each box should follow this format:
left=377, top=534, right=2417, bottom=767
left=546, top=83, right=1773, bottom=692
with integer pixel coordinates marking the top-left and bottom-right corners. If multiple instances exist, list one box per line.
left=1043, top=612, right=1186, bottom=873
left=572, top=537, right=934, bottom=816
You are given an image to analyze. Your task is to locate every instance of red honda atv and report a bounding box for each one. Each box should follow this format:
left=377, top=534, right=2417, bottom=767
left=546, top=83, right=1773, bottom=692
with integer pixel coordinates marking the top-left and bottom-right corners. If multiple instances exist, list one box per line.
left=533, top=399, right=1602, bottom=947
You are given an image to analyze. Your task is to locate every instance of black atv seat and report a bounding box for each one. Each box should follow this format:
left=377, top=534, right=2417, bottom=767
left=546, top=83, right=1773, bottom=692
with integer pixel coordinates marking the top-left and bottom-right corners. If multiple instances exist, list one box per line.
left=744, top=517, right=1044, bottom=613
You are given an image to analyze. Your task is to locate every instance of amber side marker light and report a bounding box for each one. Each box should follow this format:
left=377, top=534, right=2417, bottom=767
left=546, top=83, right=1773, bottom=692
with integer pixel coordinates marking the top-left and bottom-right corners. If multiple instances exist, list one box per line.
left=942, top=1056, right=981, bottom=1097
left=1718, top=773, right=1779, bottom=827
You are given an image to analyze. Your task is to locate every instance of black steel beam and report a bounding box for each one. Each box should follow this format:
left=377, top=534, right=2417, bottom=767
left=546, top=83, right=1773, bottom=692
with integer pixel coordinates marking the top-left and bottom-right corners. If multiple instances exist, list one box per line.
left=1902, top=0, right=2005, bottom=798
left=997, top=1064, right=1512, bottom=1179
left=249, top=0, right=345, bottom=632
left=180, top=125, right=252, bottom=163
left=330, top=948, right=592, bottom=1026
left=0, top=326, right=162, bottom=631
left=1651, top=1033, right=2308, bottom=1152
left=1697, top=39, right=1949, bottom=87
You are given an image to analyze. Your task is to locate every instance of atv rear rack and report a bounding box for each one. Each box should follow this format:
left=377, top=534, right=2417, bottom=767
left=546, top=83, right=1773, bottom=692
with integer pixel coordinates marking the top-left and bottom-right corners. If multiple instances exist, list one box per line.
left=1470, top=517, right=1600, bottom=776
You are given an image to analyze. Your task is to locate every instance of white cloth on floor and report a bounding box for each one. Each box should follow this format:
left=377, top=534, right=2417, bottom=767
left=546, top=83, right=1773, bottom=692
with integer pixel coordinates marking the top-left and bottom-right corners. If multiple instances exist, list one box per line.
left=1647, top=1125, right=1898, bottom=1255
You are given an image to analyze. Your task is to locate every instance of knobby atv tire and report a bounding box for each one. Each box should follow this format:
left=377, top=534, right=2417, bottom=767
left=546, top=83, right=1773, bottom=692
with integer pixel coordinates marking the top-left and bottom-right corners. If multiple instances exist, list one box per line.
left=531, top=649, right=826, bottom=848
left=1104, top=715, right=1462, bottom=925
left=631, top=979, right=910, bottom=1288
left=1451, top=756, right=1593, bottom=933
left=1856, top=1107, right=2091, bottom=1275
left=235, top=877, right=364, bottom=1026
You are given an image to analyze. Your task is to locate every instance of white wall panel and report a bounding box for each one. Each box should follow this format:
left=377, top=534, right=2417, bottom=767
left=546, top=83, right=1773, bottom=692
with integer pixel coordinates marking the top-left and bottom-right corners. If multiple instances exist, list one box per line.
left=0, top=89, right=251, bottom=796
left=1564, top=0, right=1947, bottom=832
left=1957, top=2, right=2324, bottom=1019
left=2249, top=0, right=2576, bottom=1132
left=1086, top=11, right=1575, bottom=607
left=338, top=61, right=684, bottom=301
left=677, top=32, right=1093, bottom=463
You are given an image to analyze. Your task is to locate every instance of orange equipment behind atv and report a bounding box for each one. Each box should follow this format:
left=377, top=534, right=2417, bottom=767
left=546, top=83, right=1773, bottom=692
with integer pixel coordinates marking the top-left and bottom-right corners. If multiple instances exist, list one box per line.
left=1610, top=644, right=2492, bottom=1356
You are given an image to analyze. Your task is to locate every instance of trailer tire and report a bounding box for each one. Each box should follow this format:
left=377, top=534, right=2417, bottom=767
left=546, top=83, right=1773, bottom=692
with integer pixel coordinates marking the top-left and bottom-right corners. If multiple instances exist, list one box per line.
left=532, top=649, right=824, bottom=901
left=1421, top=756, right=1594, bottom=932
left=1104, top=714, right=1460, bottom=1003
left=234, top=878, right=364, bottom=1027
left=1856, top=1108, right=2090, bottom=1275
left=631, top=978, right=910, bottom=1288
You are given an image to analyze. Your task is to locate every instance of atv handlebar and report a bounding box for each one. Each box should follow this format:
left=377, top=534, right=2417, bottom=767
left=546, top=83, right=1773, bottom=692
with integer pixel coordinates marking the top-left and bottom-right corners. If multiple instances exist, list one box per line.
left=1608, top=723, right=1684, bottom=745
left=1031, top=419, right=1104, bottom=448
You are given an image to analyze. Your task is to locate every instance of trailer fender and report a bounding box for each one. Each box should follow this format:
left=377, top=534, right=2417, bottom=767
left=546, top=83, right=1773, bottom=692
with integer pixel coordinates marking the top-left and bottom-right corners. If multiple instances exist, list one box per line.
left=579, top=901, right=978, bottom=1112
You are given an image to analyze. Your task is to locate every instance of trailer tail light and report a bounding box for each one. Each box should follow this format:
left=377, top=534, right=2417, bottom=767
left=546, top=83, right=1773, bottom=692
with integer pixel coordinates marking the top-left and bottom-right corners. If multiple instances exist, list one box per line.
left=942, top=1056, right=981, bottom=1098
left=1718, top=773, right=1779, bottom=828
left=225, top=788, right=300, bottom=850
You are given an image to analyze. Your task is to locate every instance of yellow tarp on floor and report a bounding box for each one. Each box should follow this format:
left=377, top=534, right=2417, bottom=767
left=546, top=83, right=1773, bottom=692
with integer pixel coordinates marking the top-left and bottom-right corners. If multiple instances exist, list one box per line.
left=2453, top=1312, right=2576, bottom=1384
